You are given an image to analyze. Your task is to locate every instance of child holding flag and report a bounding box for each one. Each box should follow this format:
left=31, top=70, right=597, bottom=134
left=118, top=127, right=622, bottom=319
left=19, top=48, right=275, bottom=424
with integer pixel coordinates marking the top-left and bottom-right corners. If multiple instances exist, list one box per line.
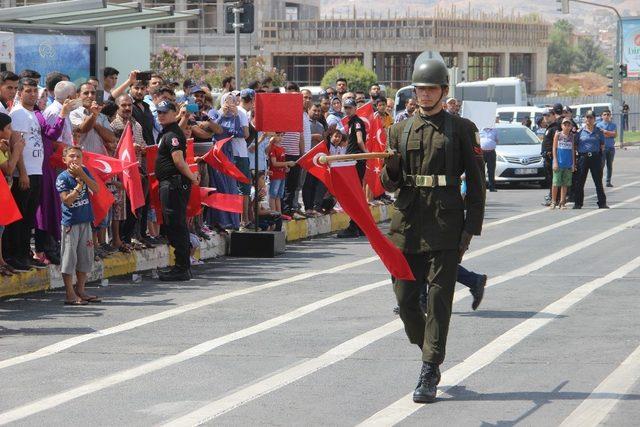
left=56, top=146, right=101, bottom=305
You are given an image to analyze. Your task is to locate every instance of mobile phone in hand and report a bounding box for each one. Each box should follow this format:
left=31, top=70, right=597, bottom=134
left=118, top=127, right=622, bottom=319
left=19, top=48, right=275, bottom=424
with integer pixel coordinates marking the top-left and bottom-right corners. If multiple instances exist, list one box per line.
left=137, top=71, right=152, bottom=81
left=95, top=90, right=105, bottom=105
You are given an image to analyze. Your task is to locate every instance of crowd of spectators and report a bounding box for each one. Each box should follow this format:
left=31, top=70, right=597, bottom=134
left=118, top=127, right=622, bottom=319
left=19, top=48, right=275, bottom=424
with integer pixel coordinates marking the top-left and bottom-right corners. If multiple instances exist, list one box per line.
left=0, top=67, right=407, bottom=281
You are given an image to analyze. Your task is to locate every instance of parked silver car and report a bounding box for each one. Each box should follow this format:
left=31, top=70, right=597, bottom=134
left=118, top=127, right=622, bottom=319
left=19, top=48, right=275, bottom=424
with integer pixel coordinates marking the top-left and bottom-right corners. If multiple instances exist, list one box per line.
left=493, top=123, right=545, bottom=185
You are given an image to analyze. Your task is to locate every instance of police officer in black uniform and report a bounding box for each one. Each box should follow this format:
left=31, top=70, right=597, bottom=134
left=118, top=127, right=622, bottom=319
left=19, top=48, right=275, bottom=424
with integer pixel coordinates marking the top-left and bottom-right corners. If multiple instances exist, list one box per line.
left=155, top=100, right=200, bottom=281
left=337, top=97, right=368, bottom=238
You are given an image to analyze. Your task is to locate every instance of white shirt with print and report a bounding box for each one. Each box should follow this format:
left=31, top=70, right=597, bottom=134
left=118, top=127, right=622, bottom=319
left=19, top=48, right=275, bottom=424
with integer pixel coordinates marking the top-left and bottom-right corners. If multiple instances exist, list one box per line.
left=10, top=105, right=44, bottom=176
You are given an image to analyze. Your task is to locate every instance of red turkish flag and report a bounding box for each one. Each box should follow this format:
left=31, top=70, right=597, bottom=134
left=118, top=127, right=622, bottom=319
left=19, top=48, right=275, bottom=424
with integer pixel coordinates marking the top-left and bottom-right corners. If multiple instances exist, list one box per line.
left=200, top=137, right=251, bottom=184
left=0, top=176, right=22, bottom=226
left=254, top=93, right=303, bottom=132
left=186, top=139, right=202, bottom=218
left=199, top=187, right=243, bottom=214
left=298, top=146, right=414, bottom=280
left=364, top=116, right=387, bottom=198
left=49, top=143, right=66, bottom=170
left=83, top=151, right=137, bottom=182
left=329, top=164, right=414, bottom=280
left=116, top=122, right=145, bottom=214
left=85, top=165, right=115, bottom=227
left=145, top=145, right=163, bottom=225
left=297, top=141, right=331, bottom=184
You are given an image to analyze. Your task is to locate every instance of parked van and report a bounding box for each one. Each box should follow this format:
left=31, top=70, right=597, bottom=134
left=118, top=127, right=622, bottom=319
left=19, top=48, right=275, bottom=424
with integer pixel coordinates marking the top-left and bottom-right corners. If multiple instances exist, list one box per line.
left=569, top=103, right=612, bottom=122
left=496, top=106, right=546, bottom=129
left=455, top=77, right=528, bottom=107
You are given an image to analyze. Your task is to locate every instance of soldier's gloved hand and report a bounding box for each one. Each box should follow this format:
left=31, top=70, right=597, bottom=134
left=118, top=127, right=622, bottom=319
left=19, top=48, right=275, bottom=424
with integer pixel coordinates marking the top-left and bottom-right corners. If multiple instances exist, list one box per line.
left=458, top=231, right=473, bottom=262
left=384, top=152, right=402, bottom=180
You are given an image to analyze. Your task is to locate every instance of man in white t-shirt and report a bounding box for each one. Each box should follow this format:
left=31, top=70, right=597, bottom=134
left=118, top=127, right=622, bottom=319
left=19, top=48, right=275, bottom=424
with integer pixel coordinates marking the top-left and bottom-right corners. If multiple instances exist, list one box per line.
left=5, top=78, right=70, bottom=271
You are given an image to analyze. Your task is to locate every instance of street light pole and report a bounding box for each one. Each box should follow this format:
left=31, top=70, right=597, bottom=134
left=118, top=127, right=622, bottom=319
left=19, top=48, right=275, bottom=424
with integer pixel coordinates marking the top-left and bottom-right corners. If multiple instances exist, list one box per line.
left=561, top=0, right=624, bottom=146
left=232, top=3, right=243, bottom=88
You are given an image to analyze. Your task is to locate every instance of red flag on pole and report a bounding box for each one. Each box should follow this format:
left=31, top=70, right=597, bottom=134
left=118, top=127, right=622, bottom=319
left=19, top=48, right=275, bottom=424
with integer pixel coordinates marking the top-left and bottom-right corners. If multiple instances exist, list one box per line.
left=83, top=151, right=138, bottom=182
left=254, top=93, right=303, bottom=132
left=200, top=137, right=251, bottom=184
left=298, top=145, right=414, bottom=280
left=328, top=164, right=414, bottom=280
left=116, top=122, right=145, bottom=214
left=84, top=165, right=115, bottom=227
left=0, top=177, right=22, bottom=226
left=186, top=138, right=202, bottom=218
left=341, top=102, right=376, bottom=134
left=199, top=187, right=243, bottom=214
left=145, top=145, right=163, bottom=225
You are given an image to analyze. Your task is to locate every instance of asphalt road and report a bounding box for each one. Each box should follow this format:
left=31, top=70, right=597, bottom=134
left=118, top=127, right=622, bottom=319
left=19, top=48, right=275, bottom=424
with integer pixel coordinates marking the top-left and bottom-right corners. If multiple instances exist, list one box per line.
left=2, top=149, right=640, bottom=426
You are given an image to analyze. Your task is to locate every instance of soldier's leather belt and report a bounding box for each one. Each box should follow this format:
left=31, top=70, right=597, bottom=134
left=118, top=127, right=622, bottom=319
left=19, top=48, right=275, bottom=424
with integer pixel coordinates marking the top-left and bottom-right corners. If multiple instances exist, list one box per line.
left=404, top=175, right=461, bottom=188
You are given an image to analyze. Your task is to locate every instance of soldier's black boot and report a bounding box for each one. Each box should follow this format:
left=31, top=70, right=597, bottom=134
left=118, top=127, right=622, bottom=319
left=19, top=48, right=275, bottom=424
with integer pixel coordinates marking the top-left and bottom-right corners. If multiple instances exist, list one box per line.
left=413, top=362, right=440, bottom=403
left=470, top=274, right=487, bottom=311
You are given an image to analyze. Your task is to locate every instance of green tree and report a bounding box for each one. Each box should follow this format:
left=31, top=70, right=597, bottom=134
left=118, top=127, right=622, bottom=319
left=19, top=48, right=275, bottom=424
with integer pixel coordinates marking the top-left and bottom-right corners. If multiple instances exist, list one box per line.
left=548, top=20, right=577, bottom=74
left=320, top=60, right=378, bottom=93
left=574, top=37, right=610, bottom=75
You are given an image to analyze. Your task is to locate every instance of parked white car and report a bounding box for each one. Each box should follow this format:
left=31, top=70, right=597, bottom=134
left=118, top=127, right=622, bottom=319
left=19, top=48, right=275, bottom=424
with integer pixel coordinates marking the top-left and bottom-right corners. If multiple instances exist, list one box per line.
left=493, top=123, right=545, bottom=185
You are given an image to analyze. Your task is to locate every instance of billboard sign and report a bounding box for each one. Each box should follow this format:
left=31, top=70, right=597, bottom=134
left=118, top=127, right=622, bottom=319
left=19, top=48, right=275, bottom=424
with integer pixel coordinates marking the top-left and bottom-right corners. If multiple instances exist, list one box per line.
left=622, top=18, right=640, bottom=79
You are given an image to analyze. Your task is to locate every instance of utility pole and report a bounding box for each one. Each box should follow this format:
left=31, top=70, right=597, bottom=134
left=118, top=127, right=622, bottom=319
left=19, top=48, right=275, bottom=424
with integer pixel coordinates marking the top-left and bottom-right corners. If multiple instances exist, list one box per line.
left=558, top=0, right=625, bottom=146
left=232, top=2, right=243, bottom=88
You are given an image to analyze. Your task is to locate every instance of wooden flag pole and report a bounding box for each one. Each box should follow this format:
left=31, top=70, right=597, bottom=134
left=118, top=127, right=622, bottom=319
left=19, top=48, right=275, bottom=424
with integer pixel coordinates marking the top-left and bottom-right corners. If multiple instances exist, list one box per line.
left=315, top=152, right=393, bottom=164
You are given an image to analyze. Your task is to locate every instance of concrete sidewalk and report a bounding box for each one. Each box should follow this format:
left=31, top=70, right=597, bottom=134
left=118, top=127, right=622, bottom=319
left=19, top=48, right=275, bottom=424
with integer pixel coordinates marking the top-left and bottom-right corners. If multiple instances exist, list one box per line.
left=0, top=204, right=394, bottom=299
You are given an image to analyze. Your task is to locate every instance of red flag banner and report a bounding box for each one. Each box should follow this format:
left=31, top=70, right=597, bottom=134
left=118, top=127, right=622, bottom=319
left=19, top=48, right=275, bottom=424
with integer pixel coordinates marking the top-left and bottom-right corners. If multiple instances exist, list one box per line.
left=298, top=147, right=414, bottom=280
left=297, top=141, right=331, bottom=185
left=145, top=145, right=163, bottom=225
left=116, top=122, right=145, bottom=214
left=254, top=93, right=303, bottom=132
left=49, top=143, right=66, bottom=170
left=0, top=176, right=22, bottom=226
left=83, top=151, right=137, bottom=182
left=200, top=137, right=251, bottom=184
left=328, top=164, right=414, bottom=280
left=186, top=138, right=202, bottom=218
left=85, top=165, right=115, bottom=227
left=199, top=187, right=243, bottom=214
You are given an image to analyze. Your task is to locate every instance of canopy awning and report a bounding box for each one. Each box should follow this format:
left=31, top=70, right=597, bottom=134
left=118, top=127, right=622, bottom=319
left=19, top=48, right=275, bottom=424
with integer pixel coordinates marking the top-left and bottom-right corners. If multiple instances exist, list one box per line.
left=0, top=0, right=199, bottom=30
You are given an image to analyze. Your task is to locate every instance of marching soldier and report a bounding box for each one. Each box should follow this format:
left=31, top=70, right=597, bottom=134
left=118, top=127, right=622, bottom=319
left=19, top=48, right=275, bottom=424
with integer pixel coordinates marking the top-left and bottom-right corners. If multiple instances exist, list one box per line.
left=381, top=58, right=485, bottom=403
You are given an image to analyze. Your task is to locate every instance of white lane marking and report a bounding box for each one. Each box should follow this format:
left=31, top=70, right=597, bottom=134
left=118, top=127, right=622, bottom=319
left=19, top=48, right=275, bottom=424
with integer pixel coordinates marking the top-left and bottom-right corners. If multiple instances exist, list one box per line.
left=482, top=180, right=640, bottom=230
left=0, top=257, right=377, bottom=371
left=560, top=343, right=640, bottom=427
left=1, top=181, right=637, bottom=377
left=160, top=217, right=640, bottom=426
left=163, top=321, right=403, bottom=427
left=357, top=255, right=640, bottom=427
left=0, top=280, right=389, bottom=426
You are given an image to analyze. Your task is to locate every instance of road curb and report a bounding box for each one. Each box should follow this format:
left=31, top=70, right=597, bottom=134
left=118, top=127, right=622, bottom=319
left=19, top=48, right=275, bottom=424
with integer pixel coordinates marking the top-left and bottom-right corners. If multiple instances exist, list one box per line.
left=0, top=204, right=394, bottom=299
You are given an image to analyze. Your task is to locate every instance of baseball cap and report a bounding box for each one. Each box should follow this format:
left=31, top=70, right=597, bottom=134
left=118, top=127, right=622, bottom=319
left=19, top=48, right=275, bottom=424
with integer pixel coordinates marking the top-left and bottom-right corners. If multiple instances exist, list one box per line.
left=561, top=117, right=572, bottom=124
left=446, top=97, right=457, bottom=104
left=240, top=88, right=255, bottom=100
left=190, top=85, right=204, bottom=94
left=156, top=100, right=177, bottom=113
left=585, top=110, right=595, bottom=118
left=542, top=109, right=551, bottom=116
left=343, top=98, right=357, bottom=108
left=552, top=103, right=563, bottom=115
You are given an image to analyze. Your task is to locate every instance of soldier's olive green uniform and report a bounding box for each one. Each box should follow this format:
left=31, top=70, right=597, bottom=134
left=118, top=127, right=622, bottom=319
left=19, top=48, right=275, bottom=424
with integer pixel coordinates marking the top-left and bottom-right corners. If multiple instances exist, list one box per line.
left=381, top=110, right=485, bottom=365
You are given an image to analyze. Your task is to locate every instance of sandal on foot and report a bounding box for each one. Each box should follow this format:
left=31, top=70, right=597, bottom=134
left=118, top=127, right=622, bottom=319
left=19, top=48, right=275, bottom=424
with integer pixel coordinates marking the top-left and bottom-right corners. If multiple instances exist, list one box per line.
left=64, top=300, right=88, bottom=306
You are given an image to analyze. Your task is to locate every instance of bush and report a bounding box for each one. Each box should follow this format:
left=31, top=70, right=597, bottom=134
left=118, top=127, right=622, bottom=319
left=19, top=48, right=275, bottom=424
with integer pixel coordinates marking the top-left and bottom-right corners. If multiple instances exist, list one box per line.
left=320, top=60, right=378, bottom=93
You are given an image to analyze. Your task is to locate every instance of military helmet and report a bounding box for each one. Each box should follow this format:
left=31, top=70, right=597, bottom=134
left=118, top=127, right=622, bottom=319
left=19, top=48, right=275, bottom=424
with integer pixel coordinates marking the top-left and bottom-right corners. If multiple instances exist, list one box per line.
left=411, top=58, right=449, bottom=87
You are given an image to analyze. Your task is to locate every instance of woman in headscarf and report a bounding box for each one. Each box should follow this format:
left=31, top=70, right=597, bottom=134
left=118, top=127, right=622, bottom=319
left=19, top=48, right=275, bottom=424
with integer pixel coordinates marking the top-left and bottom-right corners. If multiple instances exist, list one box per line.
left=205, top=92, right=242, bottom=230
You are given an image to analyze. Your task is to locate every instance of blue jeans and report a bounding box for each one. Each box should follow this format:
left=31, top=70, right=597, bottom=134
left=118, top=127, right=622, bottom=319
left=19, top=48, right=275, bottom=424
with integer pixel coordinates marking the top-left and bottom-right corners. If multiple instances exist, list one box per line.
left=603, top=148, right=615, bottom=184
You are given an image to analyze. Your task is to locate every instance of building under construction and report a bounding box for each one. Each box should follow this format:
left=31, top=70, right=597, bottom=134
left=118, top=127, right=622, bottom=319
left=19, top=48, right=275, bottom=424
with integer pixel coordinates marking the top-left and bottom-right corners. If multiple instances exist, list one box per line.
left=1, top=0, right=550, bottom=92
